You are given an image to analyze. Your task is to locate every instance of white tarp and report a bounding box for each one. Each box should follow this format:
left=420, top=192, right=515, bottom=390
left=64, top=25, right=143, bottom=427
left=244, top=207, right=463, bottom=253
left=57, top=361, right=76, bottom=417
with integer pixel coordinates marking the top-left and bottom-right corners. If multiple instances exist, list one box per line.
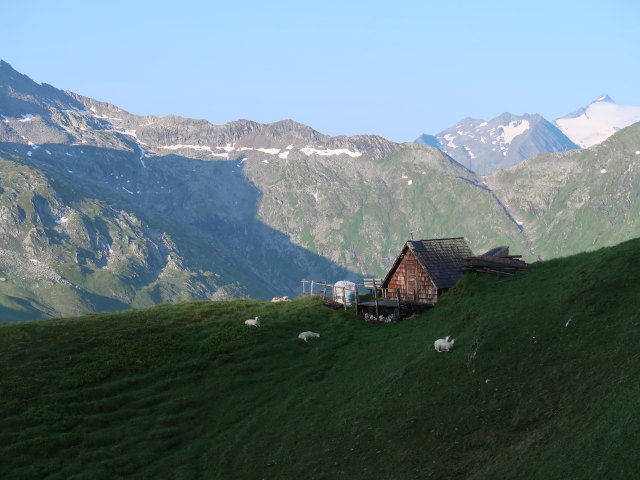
left=334, top=280, right=357, bottom=306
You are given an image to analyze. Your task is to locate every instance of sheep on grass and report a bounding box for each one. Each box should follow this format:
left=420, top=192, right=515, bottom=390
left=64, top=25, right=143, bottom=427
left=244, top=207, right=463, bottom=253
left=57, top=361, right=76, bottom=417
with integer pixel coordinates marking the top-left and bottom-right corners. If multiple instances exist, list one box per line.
left=298, top=331, right=320, bottom=342
left=244, top=316, right=261, bottom=327
left=434, top=336, right=455, bottom=352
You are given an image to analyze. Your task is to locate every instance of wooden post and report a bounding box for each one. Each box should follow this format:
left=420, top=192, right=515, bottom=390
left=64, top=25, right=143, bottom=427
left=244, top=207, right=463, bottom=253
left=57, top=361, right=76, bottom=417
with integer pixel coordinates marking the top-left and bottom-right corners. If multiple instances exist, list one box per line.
left=311, top=280, right=315, bottom=297
left=354, top=284, right=359, bottom=316
left=373, top=279, right=380, bottom=319
left=302, top=280, right=306, bottom=297
left=322, top=287, right=327, bottom=299
left=396, top=288, right=401, bottom=321
left=342, top=285, right=347, bottom=310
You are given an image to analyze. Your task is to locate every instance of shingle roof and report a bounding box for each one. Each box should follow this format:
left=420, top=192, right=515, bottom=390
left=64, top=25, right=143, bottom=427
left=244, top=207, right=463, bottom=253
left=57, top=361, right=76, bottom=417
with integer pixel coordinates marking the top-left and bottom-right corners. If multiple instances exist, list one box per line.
left=383, top=237, right=474, bottom=290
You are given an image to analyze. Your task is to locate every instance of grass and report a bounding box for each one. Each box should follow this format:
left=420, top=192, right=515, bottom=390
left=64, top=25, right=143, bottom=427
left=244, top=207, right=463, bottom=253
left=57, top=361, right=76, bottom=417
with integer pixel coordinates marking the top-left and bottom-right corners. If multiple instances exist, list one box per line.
left=1, top=238, right=640, bottom=479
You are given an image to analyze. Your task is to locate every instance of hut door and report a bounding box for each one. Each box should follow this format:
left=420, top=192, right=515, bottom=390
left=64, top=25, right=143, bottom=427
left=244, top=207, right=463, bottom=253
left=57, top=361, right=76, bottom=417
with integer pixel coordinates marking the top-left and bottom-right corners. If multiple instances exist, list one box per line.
left=405, top=259, right=417, bottom=301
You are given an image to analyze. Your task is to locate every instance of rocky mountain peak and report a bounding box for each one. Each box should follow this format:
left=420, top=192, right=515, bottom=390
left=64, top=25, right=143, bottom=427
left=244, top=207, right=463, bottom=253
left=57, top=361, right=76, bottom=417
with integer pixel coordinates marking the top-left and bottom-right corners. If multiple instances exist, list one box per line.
left=416, top=112, right=577, bottom=174
left=592, top=94, right=615, bottom=104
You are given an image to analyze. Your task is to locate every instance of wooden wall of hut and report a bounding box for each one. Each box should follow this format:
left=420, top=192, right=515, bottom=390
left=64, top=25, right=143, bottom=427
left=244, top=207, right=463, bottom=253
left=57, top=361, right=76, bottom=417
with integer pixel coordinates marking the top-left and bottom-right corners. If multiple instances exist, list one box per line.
left=386, top=249, right=437, bottom=304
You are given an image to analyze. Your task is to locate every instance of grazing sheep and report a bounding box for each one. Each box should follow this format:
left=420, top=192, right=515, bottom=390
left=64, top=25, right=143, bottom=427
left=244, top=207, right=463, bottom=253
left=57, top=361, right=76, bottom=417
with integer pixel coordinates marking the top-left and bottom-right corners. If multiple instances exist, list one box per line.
left=434, top=336, right=456, bottom=352
left=244, top=316, right=261, bottom=327
left=271, top=296, right=289, bottom=302
left=298, top=331, right=320, bottom=342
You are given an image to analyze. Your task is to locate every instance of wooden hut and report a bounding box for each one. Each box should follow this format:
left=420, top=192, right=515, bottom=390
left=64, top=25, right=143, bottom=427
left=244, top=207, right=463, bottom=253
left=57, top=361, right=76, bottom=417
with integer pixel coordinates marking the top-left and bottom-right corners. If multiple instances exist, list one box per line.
left=381, top=237, right=474, bottom=305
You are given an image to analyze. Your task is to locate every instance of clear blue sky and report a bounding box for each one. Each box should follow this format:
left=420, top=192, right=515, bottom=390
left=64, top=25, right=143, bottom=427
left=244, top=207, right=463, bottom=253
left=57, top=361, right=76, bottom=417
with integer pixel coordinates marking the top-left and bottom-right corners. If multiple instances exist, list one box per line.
left=3, top=0, right=639, bottom=142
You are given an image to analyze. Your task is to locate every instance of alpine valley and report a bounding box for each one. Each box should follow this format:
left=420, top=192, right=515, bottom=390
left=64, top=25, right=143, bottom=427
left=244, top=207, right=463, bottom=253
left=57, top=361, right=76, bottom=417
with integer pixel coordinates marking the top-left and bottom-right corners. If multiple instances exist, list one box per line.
left=1, top=60, right=640, bottom=320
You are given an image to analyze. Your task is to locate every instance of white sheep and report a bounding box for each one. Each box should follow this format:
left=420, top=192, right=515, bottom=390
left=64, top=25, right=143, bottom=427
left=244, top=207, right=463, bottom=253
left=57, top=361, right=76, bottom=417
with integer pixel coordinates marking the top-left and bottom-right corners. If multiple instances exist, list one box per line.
left=271, top=296, right=289, bottom=302
left=298, top=331, right=320, bottom=342
left=434, top=336, right=455, bottom=352
left=244, top=316, right=261, bottom=327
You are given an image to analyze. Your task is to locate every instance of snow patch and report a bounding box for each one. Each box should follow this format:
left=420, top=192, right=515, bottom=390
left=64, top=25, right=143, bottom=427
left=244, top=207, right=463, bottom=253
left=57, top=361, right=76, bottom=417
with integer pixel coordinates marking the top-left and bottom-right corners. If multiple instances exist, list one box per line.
left=45, top=150, right=51, bottom=155
left=256, top=147, right=280, bottom=155
left=92, top=114, right=123, bottom=121
left=600, top=168, right=607, bottom=173
left=238, top=147, right=281, bottom=155
left=216, top=143, right=236, bottom=152
left=262, top=159, right=270, bottom=164
left=122, top=187, right=134, bottom=194
left=71, top=106, right=89, bottom=114
left=313, top=192, right=319, bottom=203
left=26, top=151, right=32, bottom=157
left=116, top=129, right=138, bottom=139
left=442, top=134, right=457, bottom=148
left=497, top=120, right=530, bottom=144
left=19, top=114, right=35, bottom=122
left=407, top=180, right=413, bottom=186
left=278, top=150, right=289, bottom=159
left=463, top=146, right=475, bottom=159
left=55, top=216, right=69, bottom=225
left=300, top=147, right=362, bottom=157
left=158, top=144, right=229, bottom=158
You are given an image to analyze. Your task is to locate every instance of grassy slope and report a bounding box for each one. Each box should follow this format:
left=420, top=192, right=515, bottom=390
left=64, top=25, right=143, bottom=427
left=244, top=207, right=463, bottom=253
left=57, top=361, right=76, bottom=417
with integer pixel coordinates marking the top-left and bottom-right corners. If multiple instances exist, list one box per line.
left=1, top=238, right=639, bottom=479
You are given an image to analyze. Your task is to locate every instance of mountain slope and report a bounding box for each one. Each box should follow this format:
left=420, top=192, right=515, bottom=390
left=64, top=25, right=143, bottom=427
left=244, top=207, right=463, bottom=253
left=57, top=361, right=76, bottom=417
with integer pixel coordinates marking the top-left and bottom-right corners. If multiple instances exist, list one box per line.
left=1, top=237, right=639, bottom=478
left=0, top=149, right=255, bottom=320
left=2, top=59, right=640, bottom=321
left=417, top=113, right=578, bottom=174
left=555, top=94, right=640, bottom=148
left=486, top=120, right=640, bottom=258
left=0, top=60, right=530, bottom=319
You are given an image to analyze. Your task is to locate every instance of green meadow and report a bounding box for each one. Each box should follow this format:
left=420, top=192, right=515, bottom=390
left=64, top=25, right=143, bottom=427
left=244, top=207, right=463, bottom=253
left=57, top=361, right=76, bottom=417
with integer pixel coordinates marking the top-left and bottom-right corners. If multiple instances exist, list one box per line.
left=2, top=238, right=640, bottom=479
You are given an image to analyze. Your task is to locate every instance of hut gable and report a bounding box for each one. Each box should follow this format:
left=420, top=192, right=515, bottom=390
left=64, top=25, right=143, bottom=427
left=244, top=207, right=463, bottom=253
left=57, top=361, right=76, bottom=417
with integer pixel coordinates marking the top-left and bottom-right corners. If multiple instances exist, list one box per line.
left=382, top=237, right=474, bottom=304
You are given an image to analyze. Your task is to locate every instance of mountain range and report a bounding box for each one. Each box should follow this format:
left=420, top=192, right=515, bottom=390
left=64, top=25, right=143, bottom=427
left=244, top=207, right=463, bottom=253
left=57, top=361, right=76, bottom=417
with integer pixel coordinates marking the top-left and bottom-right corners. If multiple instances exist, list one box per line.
left=1, top=59, right=640, bottom=320
left=416, top=95, right=640, bottom=174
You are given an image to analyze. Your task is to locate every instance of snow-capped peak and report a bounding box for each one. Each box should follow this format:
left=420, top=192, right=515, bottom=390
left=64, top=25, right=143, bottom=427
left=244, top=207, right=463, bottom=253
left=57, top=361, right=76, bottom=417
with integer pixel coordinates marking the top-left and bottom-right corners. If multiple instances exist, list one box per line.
left=593, top=94, right=615, bottom=104
left=415, top=112, right=576, bottom=174
left=555, top=95, right=640, bottom=148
